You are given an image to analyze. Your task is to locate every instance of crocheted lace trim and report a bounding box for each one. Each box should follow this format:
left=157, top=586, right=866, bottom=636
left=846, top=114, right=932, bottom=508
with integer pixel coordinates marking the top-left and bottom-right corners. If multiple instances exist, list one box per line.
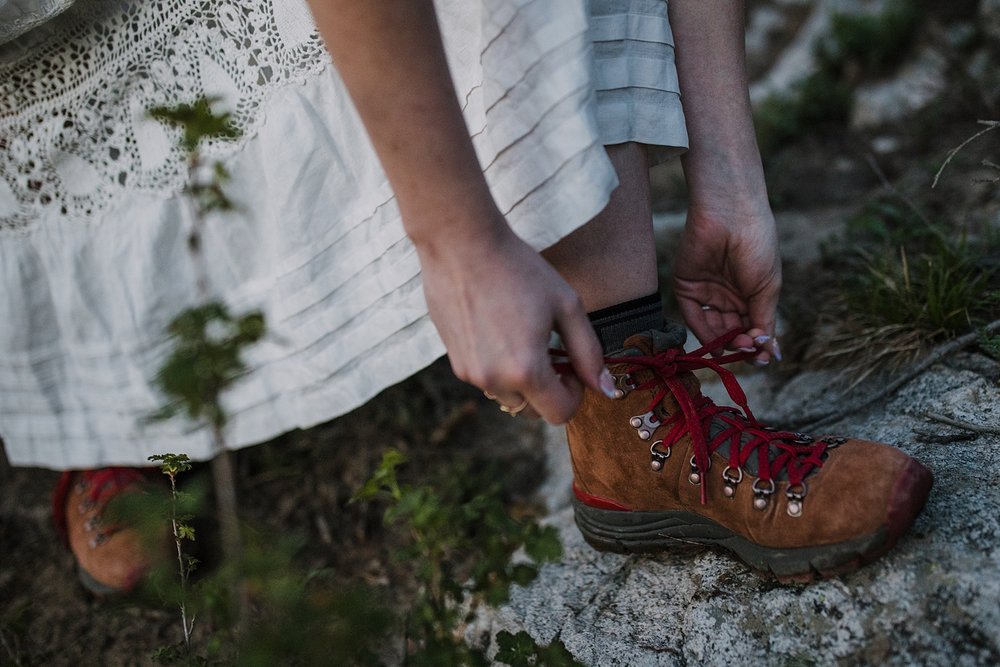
left=0, top=0, right=328, bottom=235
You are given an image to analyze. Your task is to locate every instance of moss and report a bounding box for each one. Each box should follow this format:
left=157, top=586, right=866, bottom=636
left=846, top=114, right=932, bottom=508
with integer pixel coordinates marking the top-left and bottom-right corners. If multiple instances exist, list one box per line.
left=818, top=0, right=921, bottom=77
left=754, top=70, right=853, bottom=153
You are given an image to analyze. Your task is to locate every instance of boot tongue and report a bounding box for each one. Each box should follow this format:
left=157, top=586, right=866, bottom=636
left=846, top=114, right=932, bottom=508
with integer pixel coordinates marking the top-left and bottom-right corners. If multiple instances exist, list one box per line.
left=616, top=323, right=687, bottom=357
left=613, top=325, right=795, bottom=481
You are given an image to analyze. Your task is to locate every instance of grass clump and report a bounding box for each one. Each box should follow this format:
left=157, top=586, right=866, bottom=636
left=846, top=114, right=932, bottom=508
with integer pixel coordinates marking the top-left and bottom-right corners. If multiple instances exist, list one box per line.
left=843, top=242, right=992, bottom=338
left=813, top=197, right=999, bottom=377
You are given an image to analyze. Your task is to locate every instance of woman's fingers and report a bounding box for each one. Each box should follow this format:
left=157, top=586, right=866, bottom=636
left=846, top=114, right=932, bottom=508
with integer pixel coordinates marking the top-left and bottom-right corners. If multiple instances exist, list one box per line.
left=554, top=292, right=615, bottom=398
left=419, top=227, right=610, bottom=425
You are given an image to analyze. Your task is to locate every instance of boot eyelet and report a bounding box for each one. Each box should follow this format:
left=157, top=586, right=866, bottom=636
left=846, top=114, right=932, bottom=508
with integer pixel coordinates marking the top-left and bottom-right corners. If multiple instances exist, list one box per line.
left=615, top=373, right=638, bottom=397
left=820, top=435, right=847, bottom=448
left=785, top=482, right=808, bottom=518
left=649, top=440, right=671, bottom=471
left=629, top=411, right=659, bottom=440
left=752, top=478, right=775, bottom=511
left=722, top=466, right=743, bottom=498
left=688, top=455, right=711, bottom=485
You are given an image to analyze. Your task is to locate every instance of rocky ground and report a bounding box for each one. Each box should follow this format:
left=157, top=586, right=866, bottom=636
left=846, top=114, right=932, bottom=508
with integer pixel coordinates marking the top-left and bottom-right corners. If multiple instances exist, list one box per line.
left=469, top=2, right=1000, bottom=659
left=473, top=354, right=1000, bottom=666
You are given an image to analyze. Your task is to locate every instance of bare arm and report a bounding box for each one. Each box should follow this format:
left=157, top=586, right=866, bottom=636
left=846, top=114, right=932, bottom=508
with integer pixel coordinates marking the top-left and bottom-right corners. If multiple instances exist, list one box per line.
left=306, top=0, right=610, bottom=422
left=670, top=0, right=782, bottom=361
left=306, top=1, right=496, bottom=244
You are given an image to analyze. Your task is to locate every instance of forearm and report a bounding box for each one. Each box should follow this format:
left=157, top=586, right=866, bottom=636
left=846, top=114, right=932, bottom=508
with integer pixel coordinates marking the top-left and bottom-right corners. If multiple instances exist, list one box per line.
left=306, top=0, right=504, bottom=249
left=670, top=0, right=769, bottom=214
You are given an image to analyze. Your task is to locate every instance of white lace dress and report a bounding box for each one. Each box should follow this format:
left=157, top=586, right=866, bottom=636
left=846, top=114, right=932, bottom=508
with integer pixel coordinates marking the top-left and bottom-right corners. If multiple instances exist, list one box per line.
left=0, top=0, right=687, bottom=468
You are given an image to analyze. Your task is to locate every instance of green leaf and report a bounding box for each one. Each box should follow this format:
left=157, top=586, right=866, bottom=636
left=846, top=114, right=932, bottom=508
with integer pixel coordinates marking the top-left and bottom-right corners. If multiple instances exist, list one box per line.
left=495, top=631, right=583, bottom=667
left=495, top=630, right=539, bottom=666
left=524, top=525, right=563, bottom=563
left=148, top=96, right=241, bottom=153
left=352, top=449, right=407, bottom=503
left=509, top=563, right=538, bottom=587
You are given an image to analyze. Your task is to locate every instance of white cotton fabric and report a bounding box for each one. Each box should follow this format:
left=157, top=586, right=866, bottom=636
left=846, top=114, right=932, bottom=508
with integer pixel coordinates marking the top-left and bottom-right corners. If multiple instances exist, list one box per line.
left=589, top=0, right=687, bottom=162
left=0, top=0, right=686, bottom=469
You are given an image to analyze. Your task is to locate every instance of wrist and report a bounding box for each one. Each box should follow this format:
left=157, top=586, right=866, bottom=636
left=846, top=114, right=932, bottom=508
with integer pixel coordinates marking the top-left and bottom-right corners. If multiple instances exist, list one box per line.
left=685, top=199, right=776, bottom=232
left=407, top=201, right=512, bottom=262
left=682, top=150, right=772, bottom=219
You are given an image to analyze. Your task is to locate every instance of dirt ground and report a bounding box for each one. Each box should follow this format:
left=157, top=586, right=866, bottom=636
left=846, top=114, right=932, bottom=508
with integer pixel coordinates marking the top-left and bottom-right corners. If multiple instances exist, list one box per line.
left=0, top=361, right=549, bottom=666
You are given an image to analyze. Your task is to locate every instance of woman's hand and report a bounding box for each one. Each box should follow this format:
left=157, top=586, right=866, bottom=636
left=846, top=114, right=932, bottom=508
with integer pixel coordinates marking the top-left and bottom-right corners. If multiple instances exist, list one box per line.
left=670, top=1, right=784, bottom=362
left=673, top=206, right=782, bottom=362
left=415, top=219, right=612, bottom=424
left=308, top=1, right=610, bottom=421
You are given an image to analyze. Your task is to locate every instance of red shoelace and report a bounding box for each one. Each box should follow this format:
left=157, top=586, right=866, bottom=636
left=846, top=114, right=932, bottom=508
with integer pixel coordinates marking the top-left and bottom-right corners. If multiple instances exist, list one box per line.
left=559, top=329, right=830, bottom=506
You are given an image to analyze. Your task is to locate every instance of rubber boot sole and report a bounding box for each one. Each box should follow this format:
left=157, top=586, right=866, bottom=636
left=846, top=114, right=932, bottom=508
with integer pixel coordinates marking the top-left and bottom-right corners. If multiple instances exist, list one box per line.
left=574, top=498, right=901, bottom=584
left=78, top=566, right=130, bottom=597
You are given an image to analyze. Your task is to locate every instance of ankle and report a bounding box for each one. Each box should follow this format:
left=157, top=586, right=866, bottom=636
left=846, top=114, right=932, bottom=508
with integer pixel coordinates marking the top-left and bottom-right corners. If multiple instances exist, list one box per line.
left=587, top=292, right=666, bottom=353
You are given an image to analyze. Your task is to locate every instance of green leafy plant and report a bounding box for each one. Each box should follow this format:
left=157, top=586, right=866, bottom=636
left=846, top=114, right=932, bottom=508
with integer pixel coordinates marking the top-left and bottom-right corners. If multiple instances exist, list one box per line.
left=206, top=529, right=393, bottom=667
left=147, top=96, right=260, bottom=632
left=355, top=449, right=569, bottom=665
left=145, top=514, right=394, bottom=666
left=754, top=2, right=922, bottom=153
left=144, top=97, right=396, bottom=666
left=148, top=304, right=265, bottom=431
left=148, top=454, right=199, bottom=658
left=148, top=98, right=241, bottom=217
left=754, top=70, right=854, bottom=153
left=817, top=0, right=920, bottom=76
left=494, top=630, right=583, bottom=667
left=980, top=331, right=1000, bottom=361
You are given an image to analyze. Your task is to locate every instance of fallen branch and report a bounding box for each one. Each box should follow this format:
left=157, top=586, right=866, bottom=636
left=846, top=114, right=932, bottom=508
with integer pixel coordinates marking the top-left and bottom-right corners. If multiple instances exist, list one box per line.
left=923, top=411, right=1000, bottom=436
left=795, top=318, right=1000, bottom=431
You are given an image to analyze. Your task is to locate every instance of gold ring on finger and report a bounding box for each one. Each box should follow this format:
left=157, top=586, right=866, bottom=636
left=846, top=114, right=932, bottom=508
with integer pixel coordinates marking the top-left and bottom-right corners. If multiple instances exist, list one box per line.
left=499, top=398, right=529, bottom=417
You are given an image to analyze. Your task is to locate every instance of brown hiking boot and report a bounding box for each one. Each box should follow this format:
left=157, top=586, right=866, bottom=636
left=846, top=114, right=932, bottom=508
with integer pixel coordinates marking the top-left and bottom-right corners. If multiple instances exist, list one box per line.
left=565, top=326, right=933, bottom=583
left=53, top=468, right=167, bottom=595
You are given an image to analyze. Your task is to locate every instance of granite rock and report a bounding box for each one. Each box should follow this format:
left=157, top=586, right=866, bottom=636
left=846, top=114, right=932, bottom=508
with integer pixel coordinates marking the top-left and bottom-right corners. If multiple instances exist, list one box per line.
left=474, top=360, right=1000, bottom=665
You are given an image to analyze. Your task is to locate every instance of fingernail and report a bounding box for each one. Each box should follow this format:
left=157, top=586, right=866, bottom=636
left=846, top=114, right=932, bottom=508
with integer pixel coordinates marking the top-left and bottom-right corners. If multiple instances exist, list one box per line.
left=772, top=338, right=783, bottom=362
left=753, top=335, right=771, bottom=346
left=738, top=347, right=756, bottom=353
left=599, top=368, right=617, bottom=398
left=753, top=358, right=770, bottom=367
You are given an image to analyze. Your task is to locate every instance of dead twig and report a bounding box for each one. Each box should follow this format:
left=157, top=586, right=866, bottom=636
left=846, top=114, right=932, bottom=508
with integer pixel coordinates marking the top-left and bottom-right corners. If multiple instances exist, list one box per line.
left=931, top=120, right=1000, bottom=188
left=796, top=318, right=1000, bottom=431
left=923, top=411, right=1000, bottom=436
